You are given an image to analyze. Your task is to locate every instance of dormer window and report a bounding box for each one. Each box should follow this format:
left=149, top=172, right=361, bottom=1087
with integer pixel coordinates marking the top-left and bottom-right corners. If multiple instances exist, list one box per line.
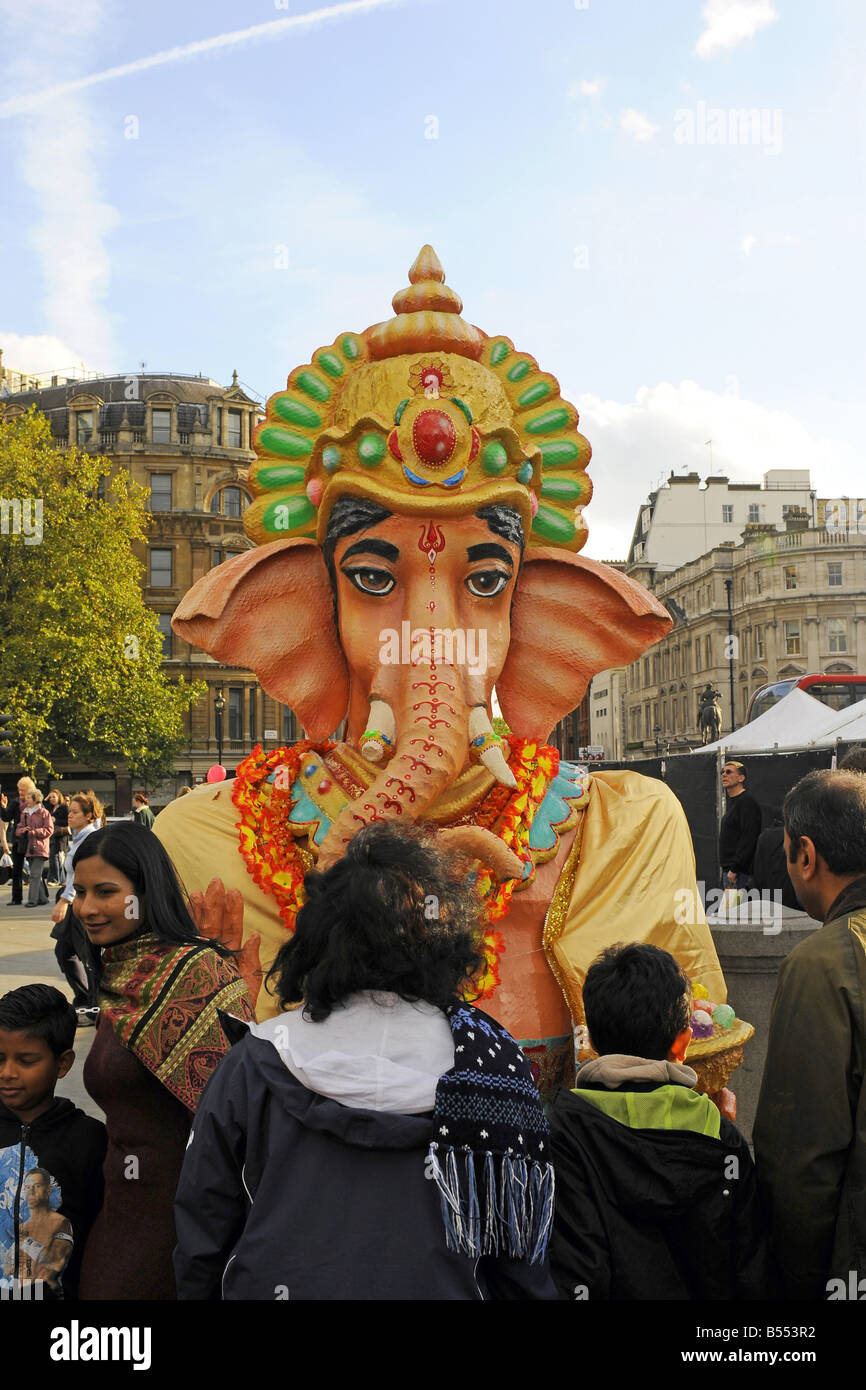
left=76, top=411, right=93, bottom=444
left=227, top=410, right=242, bottom=449
left=152, top=408, right=171, bottom=444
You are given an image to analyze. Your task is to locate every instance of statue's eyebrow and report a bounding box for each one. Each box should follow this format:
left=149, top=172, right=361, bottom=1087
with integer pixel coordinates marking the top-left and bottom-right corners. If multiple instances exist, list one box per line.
left=341, top=539, right=400, bottom=563
left=466, top=542, right=513, bottom=568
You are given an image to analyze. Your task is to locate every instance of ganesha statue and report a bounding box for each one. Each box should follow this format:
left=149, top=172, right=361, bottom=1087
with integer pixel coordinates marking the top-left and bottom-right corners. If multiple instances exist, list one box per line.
left=155, top=246, right=730, bottom=1098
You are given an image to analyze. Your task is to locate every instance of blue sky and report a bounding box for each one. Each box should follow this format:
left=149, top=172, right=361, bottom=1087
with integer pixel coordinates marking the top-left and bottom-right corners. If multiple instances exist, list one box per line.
left=1, top=0, right=863, bottom=557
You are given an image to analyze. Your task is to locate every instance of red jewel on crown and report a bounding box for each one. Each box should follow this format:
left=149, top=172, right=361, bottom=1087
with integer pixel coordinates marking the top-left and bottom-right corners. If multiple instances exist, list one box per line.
left=412, top=409, right=457, bottom=467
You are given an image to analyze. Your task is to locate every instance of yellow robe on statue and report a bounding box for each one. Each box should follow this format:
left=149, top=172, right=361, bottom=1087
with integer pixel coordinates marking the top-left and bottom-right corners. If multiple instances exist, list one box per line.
left=153, top=762, right=725, bottom=1029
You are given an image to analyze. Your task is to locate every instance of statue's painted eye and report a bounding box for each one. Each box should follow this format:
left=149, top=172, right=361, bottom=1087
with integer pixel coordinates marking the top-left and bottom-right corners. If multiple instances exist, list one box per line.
left=465, top=569, right=509, bottom=598
left=343, top=566, right=395, bottom=596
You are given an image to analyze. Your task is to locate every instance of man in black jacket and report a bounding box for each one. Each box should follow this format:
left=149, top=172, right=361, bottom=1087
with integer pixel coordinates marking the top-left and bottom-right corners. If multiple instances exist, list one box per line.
left=719, top=760, right=762, bottom=889
left=754, top=770, right=866, bottom=1299
left=550, top=943, right=774, bottom=1300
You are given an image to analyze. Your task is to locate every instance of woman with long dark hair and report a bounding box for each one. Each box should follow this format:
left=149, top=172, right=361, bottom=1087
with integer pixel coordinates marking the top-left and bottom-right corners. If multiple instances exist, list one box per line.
left=174, top=821, right=557, bottom=1300
left=50, top=791, right=104, bottom=1022
left=73, top=822, right=256, bottom=1300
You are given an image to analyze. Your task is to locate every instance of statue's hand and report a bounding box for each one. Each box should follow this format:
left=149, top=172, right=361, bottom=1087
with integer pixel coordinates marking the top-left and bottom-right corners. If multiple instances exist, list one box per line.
left=190, top=877, right=263, bottom=1007
left=709, top=1087, right=737, bottom=1122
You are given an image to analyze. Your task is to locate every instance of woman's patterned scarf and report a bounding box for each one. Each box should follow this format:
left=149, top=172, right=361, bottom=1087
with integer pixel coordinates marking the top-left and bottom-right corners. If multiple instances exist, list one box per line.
left=98, top=931, right=255, bottom=1111
left=427, top=1002, right=554, bottom=1264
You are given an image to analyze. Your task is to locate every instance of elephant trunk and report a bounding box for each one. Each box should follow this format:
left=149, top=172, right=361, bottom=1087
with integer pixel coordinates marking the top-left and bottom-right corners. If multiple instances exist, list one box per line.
left=316, top=664, right=518, bottom=877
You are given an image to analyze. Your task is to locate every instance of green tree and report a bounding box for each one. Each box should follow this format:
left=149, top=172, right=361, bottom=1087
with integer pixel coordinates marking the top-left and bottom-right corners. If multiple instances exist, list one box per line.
left=0, top=406, right=204, bottom=783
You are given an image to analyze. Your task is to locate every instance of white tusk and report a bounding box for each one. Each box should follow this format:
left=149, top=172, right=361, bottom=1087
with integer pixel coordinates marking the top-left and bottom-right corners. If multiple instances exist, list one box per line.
left=359, top=698, right=396, bottom=764
left=468, top=706, right=517, bottom=790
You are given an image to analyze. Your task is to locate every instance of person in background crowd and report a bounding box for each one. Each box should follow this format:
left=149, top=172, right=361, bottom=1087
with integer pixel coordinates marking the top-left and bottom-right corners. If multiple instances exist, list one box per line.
left=131, top=794, right=155, bottom=829
left=50, top=793, right=105, bottom=1025
left=45, top=792, right=69, bottom=886
left=754, top=770, right=866, bottom=1299
left=0, top=796, right=12, bottom=887
left=174, top=822, right=557, bottom=1301
left=549, top=943, right=773, bottom=1300
left=839, top=746, right=866, bottom=774
left=6, top=777, right=36, bottom=907
left=749, top=811, right=801, bottom=912
left=18, top=789, right=53, bottom=909
left=74, top=822, right=257, bottom=1300
left=719, top=761, right=762, bottom=891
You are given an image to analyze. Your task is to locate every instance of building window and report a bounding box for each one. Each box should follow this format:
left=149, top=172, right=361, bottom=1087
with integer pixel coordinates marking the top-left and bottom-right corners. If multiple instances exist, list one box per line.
left=828, top=562, right=842, bottom=587
left=249, top=687, right=257, bottom=742
left=755, top=569, right=762, bottom=595
left=643, top=658, right=650, bottom=687
left=784, top=621, right=801, bottom=656
left=740, top=579, right=746, bottom=603
left=748, top=503, right=761, bottom=523
left=722, top=505, right=733, bottom=523
left=156, top=613, right=173, bottom=658
left=828, top=619, right=847, bottom=653
left=755, top=626, right=764, bottom=659
left=282, top=706, right=297, bottom=742
left=152, top=408, right=171, bottom=444
left=705, top=635, right=712, bottom=668
left=228, top=688, right=243, bottom=741
left=784, top=566, right=797, bottom=590
left=148, top=473, right=172, bottom=511
left=210, top=486, right=245, bottom=518
left=76, top=411, right=93, bottom=444
left=149, top=548, right=172, bottom=587
left=212, top=548, right=242, bottom=567
left=227, top=410, right=242, bottom=449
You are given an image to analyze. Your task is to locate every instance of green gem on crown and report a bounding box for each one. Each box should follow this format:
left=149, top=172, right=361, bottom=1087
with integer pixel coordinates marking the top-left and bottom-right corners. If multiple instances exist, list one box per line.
left=357, top=433, right=386, bottom=466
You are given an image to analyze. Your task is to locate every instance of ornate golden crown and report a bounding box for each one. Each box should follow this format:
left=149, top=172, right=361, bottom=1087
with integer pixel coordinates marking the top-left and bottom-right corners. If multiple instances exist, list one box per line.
left=243, top=246, right=592, bottom=552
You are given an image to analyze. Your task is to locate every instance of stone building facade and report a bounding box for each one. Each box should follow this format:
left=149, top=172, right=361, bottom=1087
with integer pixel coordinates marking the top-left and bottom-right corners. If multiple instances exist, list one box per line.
left=1, top=369, right=305, bottom=804
left=619, top=519, right=866, bottom=755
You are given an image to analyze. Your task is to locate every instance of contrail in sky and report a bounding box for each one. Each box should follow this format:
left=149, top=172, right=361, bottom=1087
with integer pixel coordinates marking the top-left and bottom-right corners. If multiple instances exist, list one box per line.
left=0, top=0, right=410, bottom=118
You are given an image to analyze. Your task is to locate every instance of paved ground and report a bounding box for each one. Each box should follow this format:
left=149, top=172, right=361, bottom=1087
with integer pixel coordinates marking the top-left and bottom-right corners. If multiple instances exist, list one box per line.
left=0, top=888, right=103, bottom=1120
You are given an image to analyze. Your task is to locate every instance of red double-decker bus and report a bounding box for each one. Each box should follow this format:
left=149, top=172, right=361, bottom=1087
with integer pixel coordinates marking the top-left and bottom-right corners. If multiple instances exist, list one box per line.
left=747, top=673, right=866, bottom=723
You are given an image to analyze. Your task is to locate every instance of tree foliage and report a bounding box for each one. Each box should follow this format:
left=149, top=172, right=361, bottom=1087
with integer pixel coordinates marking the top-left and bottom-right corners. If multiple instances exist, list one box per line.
left=0, top=406, right=204, bottom=783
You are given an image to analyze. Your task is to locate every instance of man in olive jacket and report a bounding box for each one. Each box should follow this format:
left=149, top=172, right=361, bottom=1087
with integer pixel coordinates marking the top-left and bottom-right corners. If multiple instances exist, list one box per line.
left=754, top=770, right=866, bottom=1300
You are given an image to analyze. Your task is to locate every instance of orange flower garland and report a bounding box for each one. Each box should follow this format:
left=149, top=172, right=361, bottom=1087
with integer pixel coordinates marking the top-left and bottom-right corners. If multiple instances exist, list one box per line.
left=232, top=735, right=561, bottom=1001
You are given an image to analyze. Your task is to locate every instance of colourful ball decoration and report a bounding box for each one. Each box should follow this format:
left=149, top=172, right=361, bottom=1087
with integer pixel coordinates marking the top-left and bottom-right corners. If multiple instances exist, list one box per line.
left=206, top=765, right=227, bottom=783
left=690, top=1010, right=714, bottom=1040
left=712, top=1004, right=736, bottom=1031
left=517, top=461, right=533, bottom=485
left=322, top=445, right=341, bottom=472
left=306, top=478, right=323, bottom=507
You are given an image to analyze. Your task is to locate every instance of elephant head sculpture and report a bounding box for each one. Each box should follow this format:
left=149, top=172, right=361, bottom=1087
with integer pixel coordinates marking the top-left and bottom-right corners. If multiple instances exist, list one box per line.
left=172, top=246, right=672, bottom=872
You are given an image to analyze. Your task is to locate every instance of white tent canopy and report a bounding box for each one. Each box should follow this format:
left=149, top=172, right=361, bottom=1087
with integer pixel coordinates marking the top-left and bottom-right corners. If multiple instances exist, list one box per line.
left=697, top=687, right=866, bottom=754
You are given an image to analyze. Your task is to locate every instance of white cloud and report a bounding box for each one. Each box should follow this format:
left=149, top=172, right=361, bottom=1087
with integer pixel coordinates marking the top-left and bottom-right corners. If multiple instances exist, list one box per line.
left=695, top=0, right=778, bottom=60
left=740, top=233, right=758, bottom=255
left=0, top=330, right=88, bottom=377
left=21, top=100, right=119, bottom=368
left=620, top=108, right=659, bottom=142
left=568, top=76, right=606, bottom=100
left=0, top=0, right=413, bottom=119
left=3, top=3, right=119, bottom=367
left=577, top=380, right=860, bottom=560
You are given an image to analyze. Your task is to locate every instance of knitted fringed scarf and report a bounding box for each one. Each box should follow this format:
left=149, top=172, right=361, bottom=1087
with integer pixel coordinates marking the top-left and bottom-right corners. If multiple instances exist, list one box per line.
left=427, top=1003, right=554, bottom=1264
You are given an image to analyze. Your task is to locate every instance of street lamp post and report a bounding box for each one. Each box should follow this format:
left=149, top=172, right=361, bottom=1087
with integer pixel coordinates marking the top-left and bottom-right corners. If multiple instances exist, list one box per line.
left=214, top=689, right=226, bottom=766
left=724, top=578, right=736, bottom=732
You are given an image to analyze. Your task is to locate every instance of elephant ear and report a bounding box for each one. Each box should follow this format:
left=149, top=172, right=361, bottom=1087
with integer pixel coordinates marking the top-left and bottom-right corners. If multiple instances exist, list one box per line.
left=497, top=548, right=672, bottom=740
left=171, top=538, right=348, bottom=740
